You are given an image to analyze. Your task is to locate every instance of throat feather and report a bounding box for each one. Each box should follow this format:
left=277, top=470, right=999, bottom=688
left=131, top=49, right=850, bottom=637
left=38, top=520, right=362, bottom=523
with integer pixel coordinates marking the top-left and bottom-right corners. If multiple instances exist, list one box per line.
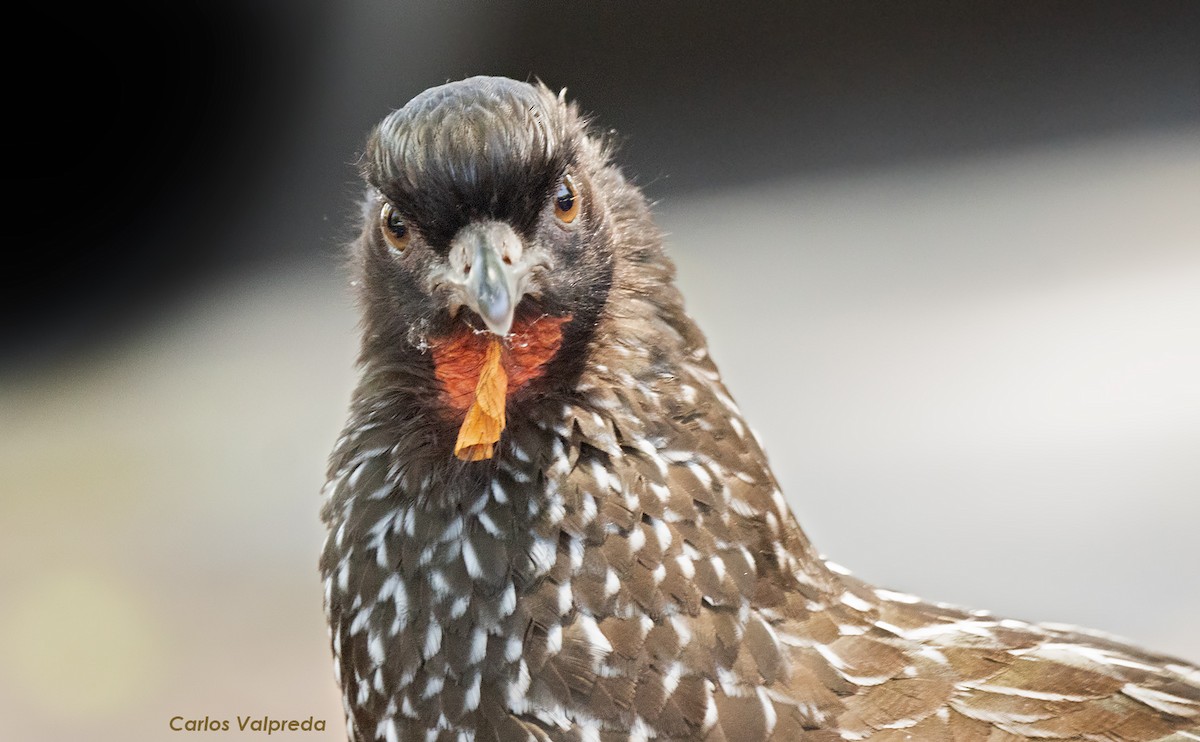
left=431, top=315, right=570, bottom=412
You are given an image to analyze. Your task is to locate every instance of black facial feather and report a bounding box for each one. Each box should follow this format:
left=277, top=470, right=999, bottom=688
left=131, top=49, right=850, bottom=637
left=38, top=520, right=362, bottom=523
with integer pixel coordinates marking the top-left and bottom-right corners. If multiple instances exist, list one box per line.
left=365, top=76, right=577, bottom=248
left=351, top=77, right=656, bottom=408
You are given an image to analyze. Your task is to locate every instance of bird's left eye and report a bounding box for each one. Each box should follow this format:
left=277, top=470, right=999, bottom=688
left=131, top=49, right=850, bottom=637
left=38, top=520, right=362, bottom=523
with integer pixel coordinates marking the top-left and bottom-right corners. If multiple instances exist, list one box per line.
left=553, top=176, right=580, bottom=224
left=380, top=202, right=410, bottom=252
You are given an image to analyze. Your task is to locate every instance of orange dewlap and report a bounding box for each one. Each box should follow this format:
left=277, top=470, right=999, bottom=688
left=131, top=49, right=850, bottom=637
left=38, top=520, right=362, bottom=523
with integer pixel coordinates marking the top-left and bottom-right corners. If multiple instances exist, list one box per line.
left=431, top=315, right=571, bottom=459
left=431, top=315, right=570, bottom=410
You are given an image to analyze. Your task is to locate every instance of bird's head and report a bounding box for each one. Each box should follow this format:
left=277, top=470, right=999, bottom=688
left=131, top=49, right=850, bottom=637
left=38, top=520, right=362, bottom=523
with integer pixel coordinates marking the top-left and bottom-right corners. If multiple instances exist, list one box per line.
left=351, top=77, right=666, bottom=458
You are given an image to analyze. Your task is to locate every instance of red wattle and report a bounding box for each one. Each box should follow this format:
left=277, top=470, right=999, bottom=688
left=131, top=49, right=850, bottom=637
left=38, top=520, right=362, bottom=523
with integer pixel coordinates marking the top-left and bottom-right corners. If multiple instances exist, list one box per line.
left=431, top=315, right=570, bottom=412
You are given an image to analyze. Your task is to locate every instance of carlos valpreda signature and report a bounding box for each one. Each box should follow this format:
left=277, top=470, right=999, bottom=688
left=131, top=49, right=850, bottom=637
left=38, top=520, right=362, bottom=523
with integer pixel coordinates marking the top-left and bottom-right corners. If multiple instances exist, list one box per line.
left=169, top=716, right=327, bottom=734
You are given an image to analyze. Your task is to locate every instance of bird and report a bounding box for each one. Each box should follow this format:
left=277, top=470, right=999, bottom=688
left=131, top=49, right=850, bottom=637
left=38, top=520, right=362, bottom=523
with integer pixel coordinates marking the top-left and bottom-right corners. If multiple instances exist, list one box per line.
left=320, top=76, right=1200, bottom=742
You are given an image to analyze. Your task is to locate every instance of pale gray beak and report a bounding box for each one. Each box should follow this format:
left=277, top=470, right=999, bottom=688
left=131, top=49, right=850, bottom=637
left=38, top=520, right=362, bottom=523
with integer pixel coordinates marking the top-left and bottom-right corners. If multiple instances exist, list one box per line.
left=445, top=221, right=532, bottom=336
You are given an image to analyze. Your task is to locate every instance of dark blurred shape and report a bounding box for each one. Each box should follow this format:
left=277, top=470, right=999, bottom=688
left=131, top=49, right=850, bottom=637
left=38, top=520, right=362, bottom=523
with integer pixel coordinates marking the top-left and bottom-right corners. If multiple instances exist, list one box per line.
left=5, top=2, right=329, bottom=370
left=498, top=2, right=1200, bottom=186
left=5, top=1, right=1197, bottom=370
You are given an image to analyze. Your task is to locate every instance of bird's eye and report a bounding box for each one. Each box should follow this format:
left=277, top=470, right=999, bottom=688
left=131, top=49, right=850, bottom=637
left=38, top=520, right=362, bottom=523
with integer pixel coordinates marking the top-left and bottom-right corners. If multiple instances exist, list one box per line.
left=380, top=202, right=410, bottom=252
left=553, top=175, right=580, bottom=224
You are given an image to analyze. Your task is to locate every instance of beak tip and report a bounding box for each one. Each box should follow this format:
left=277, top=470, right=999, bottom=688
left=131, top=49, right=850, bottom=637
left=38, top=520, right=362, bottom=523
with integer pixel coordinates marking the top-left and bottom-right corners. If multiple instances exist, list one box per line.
left=476, top=292, right=514, bottom=336
left=482, top=309, right=514, bottom=337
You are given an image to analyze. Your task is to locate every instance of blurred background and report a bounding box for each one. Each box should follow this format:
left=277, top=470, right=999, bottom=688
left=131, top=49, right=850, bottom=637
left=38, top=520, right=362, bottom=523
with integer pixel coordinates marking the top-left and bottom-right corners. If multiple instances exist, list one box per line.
left=2, top=2, right=1198, bottom=739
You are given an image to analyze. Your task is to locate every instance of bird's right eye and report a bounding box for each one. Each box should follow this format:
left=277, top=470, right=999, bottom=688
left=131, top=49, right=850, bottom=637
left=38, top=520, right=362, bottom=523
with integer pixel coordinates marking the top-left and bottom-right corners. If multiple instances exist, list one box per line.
left=380, top=203, right=410, bottom=252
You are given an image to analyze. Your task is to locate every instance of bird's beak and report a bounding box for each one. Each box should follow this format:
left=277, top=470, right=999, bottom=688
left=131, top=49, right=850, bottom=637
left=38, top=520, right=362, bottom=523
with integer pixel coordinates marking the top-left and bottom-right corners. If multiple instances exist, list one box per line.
left=446, top=221, right=532, bottom=337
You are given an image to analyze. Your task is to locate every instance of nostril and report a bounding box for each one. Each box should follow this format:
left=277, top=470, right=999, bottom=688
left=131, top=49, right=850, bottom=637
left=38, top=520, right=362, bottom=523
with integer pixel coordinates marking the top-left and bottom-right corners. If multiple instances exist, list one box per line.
left=502, top=255, right=512, bottom=266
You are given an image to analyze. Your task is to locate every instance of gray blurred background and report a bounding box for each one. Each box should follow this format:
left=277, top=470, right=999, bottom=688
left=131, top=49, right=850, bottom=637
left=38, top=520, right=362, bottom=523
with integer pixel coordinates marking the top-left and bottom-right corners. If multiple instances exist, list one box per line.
left=2, top=2, right=1198, bottom=740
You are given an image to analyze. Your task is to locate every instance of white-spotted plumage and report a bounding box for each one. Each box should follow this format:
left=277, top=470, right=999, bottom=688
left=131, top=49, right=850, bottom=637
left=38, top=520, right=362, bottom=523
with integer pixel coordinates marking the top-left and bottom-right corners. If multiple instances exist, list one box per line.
left=321, top=76, right=1200, bottom=741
